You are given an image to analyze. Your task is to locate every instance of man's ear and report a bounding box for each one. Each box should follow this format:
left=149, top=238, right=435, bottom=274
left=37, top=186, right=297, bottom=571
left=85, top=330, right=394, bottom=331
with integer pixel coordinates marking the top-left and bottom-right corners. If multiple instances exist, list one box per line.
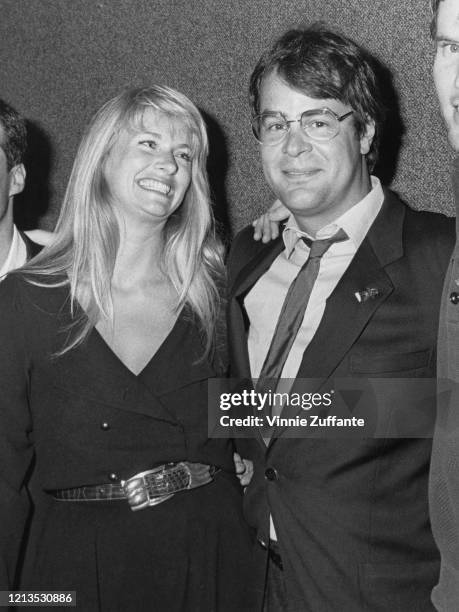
left=8, top=163, right=26, bottom=197
left=359, top=120, right=375, bottom=156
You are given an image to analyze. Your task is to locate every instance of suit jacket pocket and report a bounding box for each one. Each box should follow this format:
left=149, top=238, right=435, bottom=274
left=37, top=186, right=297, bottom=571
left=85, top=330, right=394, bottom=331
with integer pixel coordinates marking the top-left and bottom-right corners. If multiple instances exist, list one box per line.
left=358, top=561, right=438, bottom=612
left=350, top=349, right=432, bottom=375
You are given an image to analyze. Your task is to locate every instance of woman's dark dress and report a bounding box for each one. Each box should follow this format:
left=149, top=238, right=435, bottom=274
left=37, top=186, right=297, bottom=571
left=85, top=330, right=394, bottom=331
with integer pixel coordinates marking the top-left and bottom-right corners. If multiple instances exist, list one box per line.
left=0, top=274, right=254, bottom=611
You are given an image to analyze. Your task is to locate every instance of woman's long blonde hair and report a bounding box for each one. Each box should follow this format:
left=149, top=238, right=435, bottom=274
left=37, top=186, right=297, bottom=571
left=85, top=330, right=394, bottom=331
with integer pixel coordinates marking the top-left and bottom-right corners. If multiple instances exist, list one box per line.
left=21, top=86, right=225, bottom=357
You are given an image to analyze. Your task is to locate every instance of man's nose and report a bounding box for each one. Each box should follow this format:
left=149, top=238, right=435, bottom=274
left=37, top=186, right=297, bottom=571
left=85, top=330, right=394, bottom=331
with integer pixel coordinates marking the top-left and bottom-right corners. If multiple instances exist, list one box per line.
left=282, top=123, right=313, bottom=157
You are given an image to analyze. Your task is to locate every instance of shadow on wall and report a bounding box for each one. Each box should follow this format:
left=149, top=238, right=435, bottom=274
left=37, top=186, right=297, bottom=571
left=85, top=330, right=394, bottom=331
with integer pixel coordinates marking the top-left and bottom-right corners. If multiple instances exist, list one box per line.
left=14, top=120, right=52, bottom=230
left=372, top=58, right=405, bottom=186
left=202, top=110, right=231, bottom=247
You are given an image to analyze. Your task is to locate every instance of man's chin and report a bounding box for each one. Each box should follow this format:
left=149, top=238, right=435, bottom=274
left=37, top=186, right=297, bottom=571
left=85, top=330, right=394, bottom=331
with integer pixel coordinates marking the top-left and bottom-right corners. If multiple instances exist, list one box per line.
left=278, top=188, right=318, bottom=213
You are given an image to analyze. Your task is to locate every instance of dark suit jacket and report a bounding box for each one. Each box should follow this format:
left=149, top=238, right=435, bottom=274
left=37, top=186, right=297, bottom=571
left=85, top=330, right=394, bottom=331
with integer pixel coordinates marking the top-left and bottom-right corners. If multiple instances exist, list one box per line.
left=429, top=160, right=459, bottom=611
left=227, top=190, right=455, bottom=612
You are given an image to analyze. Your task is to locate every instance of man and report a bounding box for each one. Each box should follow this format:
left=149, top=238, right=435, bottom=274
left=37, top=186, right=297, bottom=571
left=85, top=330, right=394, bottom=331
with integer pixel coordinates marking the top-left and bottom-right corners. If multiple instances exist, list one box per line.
left=429, top=1, right=459, bottom=610
left=228, top=25, right=455, bottom=611
left=0, top=98, right=48, bottom=279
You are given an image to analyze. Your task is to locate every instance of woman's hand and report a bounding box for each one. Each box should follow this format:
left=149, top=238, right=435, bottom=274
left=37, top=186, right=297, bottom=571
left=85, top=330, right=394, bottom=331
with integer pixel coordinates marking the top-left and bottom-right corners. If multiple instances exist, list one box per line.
left=233, top=452, right=254, bottom=487
left=252, top=199, right=289, bottom=243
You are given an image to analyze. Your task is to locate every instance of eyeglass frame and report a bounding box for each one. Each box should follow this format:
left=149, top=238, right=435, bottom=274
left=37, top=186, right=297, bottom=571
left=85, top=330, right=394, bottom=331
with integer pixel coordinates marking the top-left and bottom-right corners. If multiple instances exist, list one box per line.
left=251, top=107, right=354, bottom=146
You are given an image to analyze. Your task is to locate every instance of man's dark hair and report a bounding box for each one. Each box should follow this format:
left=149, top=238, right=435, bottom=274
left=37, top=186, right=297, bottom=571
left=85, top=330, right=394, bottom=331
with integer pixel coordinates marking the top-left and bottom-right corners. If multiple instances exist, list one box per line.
left=249, top=24, right=385, bottom=169
left=0, top=98, right=27, bottom=170
left=430, top=0, right=443, bottom=39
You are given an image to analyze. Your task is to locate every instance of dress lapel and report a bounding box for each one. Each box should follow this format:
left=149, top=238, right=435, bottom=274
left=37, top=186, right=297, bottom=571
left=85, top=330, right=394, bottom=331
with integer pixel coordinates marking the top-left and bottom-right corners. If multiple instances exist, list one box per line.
left=138, top=312, right=217, bottom=397
left=52, top=329, right=179, bottom=422
left=52, top=302, right=213, bottom=423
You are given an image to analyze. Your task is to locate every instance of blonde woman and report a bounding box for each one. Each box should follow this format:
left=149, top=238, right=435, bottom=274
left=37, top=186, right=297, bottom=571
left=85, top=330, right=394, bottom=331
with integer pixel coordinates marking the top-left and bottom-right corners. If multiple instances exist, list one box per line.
left=0, top=86, right=253, bottom=611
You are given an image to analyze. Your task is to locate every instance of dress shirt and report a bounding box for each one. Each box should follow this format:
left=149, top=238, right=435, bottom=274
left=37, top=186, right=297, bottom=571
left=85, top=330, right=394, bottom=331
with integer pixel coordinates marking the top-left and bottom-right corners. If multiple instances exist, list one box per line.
left=244, top=176, right=384, bottom=541
left=245, top=176, right=384, bottom=381
left=0, top=225, right=27, bottom=280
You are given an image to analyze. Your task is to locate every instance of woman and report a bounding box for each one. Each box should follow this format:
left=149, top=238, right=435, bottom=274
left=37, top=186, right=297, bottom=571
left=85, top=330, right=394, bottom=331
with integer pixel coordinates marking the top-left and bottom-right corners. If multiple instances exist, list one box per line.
left=0, top=86, right=254, bottom=611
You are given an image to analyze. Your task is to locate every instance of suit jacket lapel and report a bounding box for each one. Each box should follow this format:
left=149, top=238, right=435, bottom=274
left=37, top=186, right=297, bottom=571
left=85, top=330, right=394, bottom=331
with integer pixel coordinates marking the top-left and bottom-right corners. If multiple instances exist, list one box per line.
left=229, top=237, right=285, bottom=449
left=231, top=237, right=285, bottom=300
left=270, top=190, right=405, bottom=438
left=228, top=237, right=285, bottom=379
left=294, top=238, right=394, bottom=383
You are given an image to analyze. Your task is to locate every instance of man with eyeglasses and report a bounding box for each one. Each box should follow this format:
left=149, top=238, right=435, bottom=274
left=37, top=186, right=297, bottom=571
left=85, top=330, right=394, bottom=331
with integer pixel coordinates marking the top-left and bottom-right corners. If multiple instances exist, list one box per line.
left=228, top=24, right=454, bottom=611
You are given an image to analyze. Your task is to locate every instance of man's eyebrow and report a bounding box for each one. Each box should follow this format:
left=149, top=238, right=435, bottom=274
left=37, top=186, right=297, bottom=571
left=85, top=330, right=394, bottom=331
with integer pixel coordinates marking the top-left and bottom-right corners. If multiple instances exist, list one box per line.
left=259, top=108, right=282, bottom=113
left=435, top=35, right=459, bottom=42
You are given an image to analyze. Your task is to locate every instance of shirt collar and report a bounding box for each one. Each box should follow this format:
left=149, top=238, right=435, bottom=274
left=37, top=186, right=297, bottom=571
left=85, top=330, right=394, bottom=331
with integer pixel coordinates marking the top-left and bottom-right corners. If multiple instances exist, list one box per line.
left=283, top=176, right=384, bottom=257
left=0, top=225, right=27, bottom=280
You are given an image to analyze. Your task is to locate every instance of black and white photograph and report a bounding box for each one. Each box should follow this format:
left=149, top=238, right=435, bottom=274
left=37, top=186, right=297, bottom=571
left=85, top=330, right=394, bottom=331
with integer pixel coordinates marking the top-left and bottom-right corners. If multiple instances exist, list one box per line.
left=1, top=1, right=459, bottom=610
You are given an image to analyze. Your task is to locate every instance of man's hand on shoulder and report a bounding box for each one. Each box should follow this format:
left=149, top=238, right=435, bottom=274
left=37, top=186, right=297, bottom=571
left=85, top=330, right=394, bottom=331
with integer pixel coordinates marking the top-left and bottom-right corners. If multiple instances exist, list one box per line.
left=252, top=199, right=289, bottom=242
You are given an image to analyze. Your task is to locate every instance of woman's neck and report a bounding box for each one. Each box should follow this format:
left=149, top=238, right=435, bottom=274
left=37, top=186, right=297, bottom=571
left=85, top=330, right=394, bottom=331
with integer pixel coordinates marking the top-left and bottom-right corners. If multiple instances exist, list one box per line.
left=112, top=222, right=167, bottom=289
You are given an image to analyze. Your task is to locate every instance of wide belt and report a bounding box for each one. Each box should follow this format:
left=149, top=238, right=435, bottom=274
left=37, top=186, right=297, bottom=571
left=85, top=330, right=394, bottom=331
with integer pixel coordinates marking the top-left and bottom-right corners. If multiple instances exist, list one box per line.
left=50, top=462, right=218, bottom=511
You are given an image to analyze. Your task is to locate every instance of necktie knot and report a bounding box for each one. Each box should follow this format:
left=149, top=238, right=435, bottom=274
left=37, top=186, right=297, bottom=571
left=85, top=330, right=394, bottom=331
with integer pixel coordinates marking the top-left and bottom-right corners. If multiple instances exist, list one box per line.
left=302, top=228, right=348, bottom=259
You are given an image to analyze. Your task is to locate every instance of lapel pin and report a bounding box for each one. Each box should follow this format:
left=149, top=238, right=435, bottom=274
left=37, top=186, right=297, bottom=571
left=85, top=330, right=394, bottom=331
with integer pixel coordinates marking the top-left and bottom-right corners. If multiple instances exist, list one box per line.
left=354, top=287, right=380, bottom=303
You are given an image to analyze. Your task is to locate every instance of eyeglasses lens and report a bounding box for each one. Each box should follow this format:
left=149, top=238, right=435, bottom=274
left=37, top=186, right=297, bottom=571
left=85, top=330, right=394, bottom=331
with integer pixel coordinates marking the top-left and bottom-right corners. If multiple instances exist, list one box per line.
left=253, top=115, right=288, bottom=145
left=253, top=110, right=340, bottom=145
left=301, top=111, right=339, bottom=141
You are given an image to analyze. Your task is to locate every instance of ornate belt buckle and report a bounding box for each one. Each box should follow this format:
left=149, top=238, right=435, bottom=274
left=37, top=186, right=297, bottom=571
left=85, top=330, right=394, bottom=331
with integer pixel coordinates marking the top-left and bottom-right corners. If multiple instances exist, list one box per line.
left=121, top=462, right=212, bottom=511
left=121, top=464, right=177, bottom=512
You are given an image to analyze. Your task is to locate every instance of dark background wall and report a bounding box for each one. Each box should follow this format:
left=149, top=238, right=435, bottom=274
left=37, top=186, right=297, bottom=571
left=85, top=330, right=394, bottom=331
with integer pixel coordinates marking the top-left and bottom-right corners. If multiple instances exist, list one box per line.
left=0, top=0, right=454, bottom=235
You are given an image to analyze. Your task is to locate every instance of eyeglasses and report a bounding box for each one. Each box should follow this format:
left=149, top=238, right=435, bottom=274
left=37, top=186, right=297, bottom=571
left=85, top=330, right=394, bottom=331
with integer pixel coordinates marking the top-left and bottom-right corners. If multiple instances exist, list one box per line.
left=251, top=108, right=354, bottom=146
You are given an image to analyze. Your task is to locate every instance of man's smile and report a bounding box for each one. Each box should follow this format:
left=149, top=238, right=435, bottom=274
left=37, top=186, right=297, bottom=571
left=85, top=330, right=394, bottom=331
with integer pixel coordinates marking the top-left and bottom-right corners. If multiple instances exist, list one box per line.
left=282, top=168, right=322, bottom=177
